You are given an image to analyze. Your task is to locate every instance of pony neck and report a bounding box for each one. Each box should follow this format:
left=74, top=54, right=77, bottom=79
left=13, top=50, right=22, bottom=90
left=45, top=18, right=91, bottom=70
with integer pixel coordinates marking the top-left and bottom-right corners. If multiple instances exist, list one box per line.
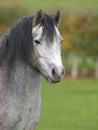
left=0, top=62, right=42, bottom=94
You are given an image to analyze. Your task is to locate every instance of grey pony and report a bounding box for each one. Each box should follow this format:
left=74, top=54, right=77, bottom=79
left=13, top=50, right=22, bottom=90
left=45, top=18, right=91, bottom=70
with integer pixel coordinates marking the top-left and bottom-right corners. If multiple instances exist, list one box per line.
left=0, top=10, right=64, bottom=130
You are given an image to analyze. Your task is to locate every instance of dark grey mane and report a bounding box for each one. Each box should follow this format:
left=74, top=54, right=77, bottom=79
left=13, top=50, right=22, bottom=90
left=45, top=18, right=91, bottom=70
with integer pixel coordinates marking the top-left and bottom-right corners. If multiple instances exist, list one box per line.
left=41, top=14, right=56, bottom=41
left=0, top=16, right=33, bottom=67
left=0, top=13, right=56, bottom=67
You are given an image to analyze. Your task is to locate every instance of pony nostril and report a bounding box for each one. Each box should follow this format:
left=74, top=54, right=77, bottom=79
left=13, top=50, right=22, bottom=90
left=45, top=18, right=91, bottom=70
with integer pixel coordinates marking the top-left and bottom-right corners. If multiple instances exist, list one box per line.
left=52, top=67, right=65, bottom=78
left=61, top=68, right=65, bottom=76
left=52, top=68, right=56, bottom=76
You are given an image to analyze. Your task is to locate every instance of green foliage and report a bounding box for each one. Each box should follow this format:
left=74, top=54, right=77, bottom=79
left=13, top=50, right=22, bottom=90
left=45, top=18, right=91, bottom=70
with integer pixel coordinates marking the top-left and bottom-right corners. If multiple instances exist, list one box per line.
left=0, top=7, right=28, bottom=28
left=0, top=0, right=98, bottom=9
left=36, top=79, right=98, bottom=130
left=61, top=11, right=98, bottom=56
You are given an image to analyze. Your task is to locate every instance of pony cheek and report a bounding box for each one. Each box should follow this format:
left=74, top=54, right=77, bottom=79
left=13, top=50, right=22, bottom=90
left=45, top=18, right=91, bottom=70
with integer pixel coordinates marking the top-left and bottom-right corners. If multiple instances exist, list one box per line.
left=39, top=58, right=47, bottom=68
left=38, top=58, right=49, bottom=72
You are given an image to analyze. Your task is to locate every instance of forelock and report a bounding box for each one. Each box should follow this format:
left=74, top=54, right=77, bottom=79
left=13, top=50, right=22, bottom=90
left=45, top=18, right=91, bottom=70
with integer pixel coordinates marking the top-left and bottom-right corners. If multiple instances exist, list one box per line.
left=40, top=14, right=56, bottom=41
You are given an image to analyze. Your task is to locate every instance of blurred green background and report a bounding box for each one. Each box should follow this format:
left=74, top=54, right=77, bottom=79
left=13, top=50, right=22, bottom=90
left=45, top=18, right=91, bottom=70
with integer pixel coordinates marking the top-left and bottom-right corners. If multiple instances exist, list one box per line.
left=0, top=0, right=98, bottom=130
left=0, top=0, right=98, bottom=9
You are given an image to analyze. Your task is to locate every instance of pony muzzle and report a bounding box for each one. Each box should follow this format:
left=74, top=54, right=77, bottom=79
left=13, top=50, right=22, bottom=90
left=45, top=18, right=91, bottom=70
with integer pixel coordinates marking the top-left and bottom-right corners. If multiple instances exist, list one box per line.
left=51, top=66, right=65, bottom=82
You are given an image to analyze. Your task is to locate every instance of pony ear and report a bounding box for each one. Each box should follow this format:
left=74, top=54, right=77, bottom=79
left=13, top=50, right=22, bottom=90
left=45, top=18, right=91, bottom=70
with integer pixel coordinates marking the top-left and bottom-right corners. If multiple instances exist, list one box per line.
left=53, top=10, right=61, bottom=27
left=33, top=10, right=43, bottom=26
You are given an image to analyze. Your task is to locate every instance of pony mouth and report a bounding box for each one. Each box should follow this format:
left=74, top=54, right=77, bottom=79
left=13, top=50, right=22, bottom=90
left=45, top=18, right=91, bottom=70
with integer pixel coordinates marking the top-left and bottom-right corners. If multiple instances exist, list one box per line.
left=38, top=69, right=61, bottom=83
left=47, top=76, right=61, bottom=83
left=51, top=79, right=60, bottom=83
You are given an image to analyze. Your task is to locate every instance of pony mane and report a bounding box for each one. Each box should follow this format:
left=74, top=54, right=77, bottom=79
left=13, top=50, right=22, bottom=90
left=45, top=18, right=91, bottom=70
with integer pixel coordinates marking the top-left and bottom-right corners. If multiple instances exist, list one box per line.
left=0, top=13, right=56, bottom=67
left=41, top=14, right=56, bottom=41
left=0, top=16, right=33, bottom=67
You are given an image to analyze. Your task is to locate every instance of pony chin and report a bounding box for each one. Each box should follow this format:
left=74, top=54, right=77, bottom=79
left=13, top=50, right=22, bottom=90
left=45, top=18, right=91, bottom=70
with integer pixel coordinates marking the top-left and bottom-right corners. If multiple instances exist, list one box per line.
left=40, top=71, right=61, bottom=83
left=47, top=77, right=61, bottom=83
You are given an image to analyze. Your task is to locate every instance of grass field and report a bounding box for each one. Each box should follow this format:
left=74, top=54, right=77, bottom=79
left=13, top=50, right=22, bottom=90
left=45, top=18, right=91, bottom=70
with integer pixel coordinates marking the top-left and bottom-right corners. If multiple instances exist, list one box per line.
left=0, top=0, right=98, bottom=10
left=36, top=79, right=98, bottom=130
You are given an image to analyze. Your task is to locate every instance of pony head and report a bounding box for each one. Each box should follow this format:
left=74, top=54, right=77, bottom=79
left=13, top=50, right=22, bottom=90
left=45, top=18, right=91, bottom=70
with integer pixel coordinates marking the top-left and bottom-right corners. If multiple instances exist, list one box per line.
left=32, top=10, right=65, bottom=83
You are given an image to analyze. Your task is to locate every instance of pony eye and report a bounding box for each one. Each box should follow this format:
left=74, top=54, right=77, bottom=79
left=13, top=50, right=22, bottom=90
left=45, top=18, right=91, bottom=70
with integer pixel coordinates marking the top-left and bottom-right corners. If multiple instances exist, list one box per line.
left=34, top=40, right=40, bottom=44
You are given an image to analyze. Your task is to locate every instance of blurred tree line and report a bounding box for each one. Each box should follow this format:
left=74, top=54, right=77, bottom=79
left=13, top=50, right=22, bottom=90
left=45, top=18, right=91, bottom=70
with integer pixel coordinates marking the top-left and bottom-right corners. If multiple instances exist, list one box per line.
left=0, top=5, right=98, bottom=79
left=60, top=10, right=98, bottom=79
left=0, top=7, right=28, bottom=31
left=61, top=10, right=98, bottom=56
